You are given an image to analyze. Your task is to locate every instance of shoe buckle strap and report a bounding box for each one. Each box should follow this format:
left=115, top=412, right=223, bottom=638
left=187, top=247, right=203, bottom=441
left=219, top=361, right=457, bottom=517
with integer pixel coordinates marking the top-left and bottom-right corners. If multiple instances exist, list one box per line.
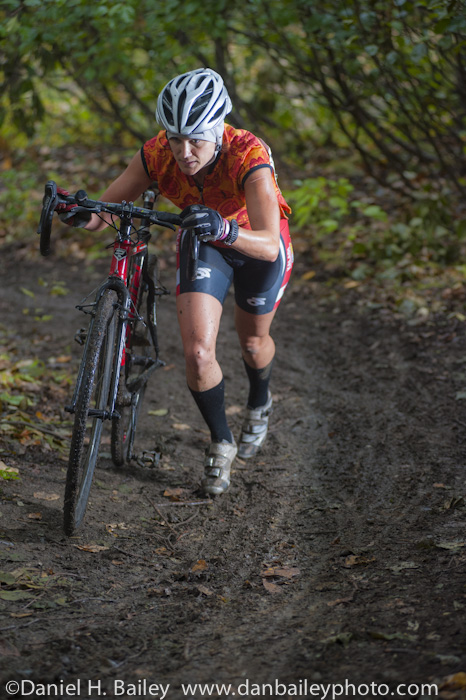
left=243, top=421, right=268, bottom=435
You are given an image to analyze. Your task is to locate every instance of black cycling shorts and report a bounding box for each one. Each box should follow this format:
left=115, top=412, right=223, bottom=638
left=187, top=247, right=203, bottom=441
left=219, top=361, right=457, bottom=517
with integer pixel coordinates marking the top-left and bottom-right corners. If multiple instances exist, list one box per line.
left=176, top=220, right=293, bottom=315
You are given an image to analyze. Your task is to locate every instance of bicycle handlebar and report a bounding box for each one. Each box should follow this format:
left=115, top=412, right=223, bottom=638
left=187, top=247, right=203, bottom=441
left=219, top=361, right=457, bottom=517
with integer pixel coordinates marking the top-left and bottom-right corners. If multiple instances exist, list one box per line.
left=69, top=189, right=182, bottom=229
left=37, top=180, right=199, bottom=281
left=37, top=180, right=182, bottom=257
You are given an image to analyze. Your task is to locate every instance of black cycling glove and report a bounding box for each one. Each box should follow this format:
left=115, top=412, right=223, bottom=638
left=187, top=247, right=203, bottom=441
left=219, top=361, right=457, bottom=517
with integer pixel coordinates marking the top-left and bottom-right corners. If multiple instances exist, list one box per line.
left=55, top=186, right=92, bottom=228
left=180, top=204, right=228, bottom=242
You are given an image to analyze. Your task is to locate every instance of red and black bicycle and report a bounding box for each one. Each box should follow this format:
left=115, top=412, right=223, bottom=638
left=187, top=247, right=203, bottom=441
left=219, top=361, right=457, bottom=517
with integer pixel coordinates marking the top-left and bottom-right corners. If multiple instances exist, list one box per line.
left=37, top=181, right=188, bottom=535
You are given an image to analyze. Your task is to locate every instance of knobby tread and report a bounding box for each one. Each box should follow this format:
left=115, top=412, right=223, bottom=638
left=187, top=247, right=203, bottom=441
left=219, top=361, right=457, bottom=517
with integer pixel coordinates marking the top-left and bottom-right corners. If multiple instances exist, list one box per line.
left=63, top=289, right=118, bottom=535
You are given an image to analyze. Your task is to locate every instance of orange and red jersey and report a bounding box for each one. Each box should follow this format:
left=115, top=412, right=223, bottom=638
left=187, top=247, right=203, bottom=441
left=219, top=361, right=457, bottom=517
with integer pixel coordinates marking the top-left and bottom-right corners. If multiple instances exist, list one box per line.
left=141, top=124, right=291, bottom=229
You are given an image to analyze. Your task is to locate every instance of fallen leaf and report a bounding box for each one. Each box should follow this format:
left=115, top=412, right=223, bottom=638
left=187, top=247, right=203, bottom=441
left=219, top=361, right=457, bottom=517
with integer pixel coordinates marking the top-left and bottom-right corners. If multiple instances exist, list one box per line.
left=439, top=672, right=466, bottom=690
left=197, top=585, right=214, bottom=596
left=442, top=496, right=465, bottom=510
left=0, top=590, right=33, bottom=601
left=436, top=654, right=462, bottom=665
left=147, top=586, right=171, bottom=597
left=171, top=423, right=191, bottom=431
left=343, top=554, right=376, bottom=567
left=262, top=579, right=281, bottom=594
left=163, top=487, right=189, bottom=501
left=327, top=595, right=354, bottom=607
left=225, top=405, right=242, bottom=416
left=370, top=630, right=417, bottom=642
left=0, top=464, right=19, bottom=479
left=191, top=559, right=208, bottom=573
left=301, top=270, right=316, bottom=281
left=56, top=355, right=71, bottom=363
left=154, top=546, right=170, bottom=556
left=322, top=632, right=353, bottom=646
left=106, top=522, right=130, bottom=534
left=33, top=492, right=60, bottom=501
left=389, top=561, right=419, bottom=573
left=262, top=566, right=300, bottom=579
left=148, top=408, right=169, bottom=416
left=435, top=541, right=465, bottom=550
left=28, top=513, right=42, bottom=521
left=73, top=544, right=110, bottom=553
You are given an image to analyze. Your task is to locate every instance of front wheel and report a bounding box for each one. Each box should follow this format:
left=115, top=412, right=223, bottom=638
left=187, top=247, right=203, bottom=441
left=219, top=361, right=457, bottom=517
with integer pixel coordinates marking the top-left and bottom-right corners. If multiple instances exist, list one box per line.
left=64, top=289, right=118, bottom=535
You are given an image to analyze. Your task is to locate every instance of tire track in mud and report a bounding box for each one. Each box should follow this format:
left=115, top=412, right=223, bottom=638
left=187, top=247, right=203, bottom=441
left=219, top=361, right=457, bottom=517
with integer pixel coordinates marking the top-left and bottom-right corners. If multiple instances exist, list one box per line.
left=1, top=253, right=466, bottom=696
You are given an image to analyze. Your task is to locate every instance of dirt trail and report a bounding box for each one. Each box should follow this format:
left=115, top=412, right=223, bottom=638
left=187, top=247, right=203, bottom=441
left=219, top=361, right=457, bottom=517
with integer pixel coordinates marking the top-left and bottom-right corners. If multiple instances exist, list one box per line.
left=1, top=246, right=466, bottom=700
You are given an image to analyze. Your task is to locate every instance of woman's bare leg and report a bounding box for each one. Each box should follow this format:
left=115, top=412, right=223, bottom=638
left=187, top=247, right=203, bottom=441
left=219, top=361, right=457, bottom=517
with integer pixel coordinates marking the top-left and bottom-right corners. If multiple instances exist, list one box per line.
left=177, top=291, right=223, bottom=391
left=177, top=291, right=237, bottom=494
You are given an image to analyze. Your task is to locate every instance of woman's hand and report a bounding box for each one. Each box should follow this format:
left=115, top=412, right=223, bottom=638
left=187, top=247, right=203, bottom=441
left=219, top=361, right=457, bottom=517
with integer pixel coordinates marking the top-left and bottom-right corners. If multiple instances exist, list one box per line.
left=55, top=186, right=92, bottom=228
left=180, top=204, right=229, bottom=242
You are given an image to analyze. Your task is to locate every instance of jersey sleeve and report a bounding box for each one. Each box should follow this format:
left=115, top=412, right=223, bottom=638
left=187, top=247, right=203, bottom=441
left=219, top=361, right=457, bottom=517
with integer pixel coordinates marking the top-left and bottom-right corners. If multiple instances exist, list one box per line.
left=140, top=146, right=151, bottom=178
left=236, top=135, right=274, bottom=189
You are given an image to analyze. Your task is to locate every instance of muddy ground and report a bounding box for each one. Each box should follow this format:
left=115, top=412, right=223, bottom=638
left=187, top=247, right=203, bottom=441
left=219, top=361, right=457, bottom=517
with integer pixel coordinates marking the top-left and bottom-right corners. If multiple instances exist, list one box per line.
left=1, top=240, right=466, bottom=700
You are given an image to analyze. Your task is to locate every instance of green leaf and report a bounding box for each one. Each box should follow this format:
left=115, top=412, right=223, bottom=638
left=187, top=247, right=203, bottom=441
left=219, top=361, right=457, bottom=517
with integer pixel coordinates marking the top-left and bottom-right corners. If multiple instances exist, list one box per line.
left=0, top=571, right=17, bottom=584
left=0, top=589, right=33, bottom=601
left=362, top=205, right=388, bottom=221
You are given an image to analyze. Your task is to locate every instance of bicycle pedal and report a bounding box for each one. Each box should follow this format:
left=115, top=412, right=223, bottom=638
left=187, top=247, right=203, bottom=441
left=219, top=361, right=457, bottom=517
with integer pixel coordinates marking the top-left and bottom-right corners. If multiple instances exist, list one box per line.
left=136, top=450, right=161, bottom=468
left=155, top=285, right=170, bottom=296
left=74, top=328, right=87, bottom=345
left=132, top=355, right=155, bottom=368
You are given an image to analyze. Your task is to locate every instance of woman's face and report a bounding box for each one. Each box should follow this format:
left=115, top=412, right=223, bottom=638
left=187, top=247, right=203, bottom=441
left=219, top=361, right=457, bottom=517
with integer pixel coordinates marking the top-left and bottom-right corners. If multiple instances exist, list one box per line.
left=168, top=136, right=217, bottom=176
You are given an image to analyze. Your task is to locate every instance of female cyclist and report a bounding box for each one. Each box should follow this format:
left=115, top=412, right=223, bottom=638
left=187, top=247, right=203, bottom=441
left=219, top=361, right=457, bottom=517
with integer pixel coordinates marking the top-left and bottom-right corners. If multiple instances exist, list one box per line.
left=58, top=68, right=293, bottom=496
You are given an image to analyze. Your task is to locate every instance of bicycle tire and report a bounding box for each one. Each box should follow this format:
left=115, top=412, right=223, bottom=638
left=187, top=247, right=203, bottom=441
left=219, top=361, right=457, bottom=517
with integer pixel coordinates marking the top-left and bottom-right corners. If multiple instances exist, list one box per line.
left=111, top=254, right=156, bottom=466
left=64, top=289, right=118, bottom=535
left=111, top=378, right=147, bottom=466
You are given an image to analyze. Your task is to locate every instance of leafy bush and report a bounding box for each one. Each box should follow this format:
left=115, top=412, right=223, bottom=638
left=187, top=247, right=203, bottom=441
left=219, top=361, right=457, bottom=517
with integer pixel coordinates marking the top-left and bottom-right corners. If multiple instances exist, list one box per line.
left=285, top=176, right=466, bottom=279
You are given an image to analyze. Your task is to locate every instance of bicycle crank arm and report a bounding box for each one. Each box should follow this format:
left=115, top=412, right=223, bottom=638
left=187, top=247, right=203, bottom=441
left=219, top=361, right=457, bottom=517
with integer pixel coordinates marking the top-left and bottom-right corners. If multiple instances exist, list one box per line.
left=87, top=408, right=121, bottom=420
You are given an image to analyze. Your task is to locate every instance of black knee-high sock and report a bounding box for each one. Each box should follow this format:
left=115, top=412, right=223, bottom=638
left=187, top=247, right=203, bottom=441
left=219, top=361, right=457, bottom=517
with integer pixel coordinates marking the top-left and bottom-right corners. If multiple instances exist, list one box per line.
left=189, top=379, right=232, bottom=443
left=243, top=358, right=274, bottom=409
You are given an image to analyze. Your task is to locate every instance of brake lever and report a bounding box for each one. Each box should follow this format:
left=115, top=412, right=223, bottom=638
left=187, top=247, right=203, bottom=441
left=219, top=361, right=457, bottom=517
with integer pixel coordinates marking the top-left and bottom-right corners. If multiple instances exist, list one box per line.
left=37, top=180, right=58, bottom=256
left=187, top=231, right=200, bottom=282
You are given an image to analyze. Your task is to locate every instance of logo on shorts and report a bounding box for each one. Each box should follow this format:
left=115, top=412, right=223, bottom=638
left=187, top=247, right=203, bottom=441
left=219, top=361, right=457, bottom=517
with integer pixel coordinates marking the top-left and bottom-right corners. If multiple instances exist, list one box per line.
left=286, top=243, right=294, bottom=271
left=247, top=297, right=266, bottom=306
left=195, top=267, right=212, bottom=280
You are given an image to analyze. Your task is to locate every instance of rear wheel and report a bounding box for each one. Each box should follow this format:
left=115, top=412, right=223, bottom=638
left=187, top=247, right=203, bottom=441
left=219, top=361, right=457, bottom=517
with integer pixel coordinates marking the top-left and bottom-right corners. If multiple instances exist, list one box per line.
left=64, top=289, right=118, bottom=535
left=111, top=362, right=148, bottom=466
left=111, top=254, right=157, bottom=466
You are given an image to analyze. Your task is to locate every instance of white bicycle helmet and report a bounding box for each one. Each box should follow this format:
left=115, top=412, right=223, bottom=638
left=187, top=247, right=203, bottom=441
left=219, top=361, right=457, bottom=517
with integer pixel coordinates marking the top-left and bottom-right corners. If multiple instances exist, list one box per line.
left=156, top=68, right=232, bottom=147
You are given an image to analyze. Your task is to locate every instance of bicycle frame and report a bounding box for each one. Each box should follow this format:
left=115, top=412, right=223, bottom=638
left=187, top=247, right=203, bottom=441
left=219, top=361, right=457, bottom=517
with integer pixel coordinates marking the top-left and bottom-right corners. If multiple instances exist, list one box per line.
left=65, top=208, right=156, bottom=421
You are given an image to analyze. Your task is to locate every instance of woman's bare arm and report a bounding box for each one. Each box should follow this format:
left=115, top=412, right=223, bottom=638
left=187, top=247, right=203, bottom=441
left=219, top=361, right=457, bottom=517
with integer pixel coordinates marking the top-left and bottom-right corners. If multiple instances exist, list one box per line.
left=84, top=151, right=153, bottom=231
left=227, top=168, right=281, bottom=262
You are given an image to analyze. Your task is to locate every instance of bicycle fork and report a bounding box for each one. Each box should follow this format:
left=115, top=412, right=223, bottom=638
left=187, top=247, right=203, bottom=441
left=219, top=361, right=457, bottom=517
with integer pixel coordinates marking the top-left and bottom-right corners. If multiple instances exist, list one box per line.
left=65, top=277, right=130, bottom=420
